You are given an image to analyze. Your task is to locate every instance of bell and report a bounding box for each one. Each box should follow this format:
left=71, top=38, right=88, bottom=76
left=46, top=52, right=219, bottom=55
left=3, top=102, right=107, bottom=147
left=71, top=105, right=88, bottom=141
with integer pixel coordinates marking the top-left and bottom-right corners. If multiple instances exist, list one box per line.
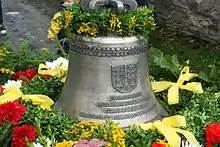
left=55, top=35, right=166, bottom=127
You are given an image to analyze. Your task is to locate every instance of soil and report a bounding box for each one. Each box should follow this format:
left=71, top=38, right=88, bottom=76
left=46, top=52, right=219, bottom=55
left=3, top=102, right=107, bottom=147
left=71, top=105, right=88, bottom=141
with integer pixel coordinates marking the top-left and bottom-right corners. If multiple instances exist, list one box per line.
left=1, top=0, right=60, bottom=50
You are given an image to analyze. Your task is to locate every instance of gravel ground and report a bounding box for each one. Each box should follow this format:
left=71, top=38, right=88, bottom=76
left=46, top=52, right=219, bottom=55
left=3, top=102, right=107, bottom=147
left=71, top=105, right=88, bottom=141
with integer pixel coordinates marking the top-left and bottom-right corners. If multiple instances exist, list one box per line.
left=1, top=0, right=60, bottom=50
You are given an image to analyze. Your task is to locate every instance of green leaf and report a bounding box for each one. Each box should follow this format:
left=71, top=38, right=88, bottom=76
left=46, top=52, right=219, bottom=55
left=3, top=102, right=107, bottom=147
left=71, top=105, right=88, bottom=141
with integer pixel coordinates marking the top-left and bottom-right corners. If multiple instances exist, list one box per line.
left=149, top=47, right=180, bottom=79
left=0, top=121, right=14, bottom=146
left=199, top=71, right=210, bottom=82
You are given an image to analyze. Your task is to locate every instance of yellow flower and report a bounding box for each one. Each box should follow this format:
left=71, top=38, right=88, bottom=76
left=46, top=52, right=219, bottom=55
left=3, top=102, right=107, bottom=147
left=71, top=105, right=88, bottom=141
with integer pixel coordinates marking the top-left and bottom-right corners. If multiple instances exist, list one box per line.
left=109, top=16, right=117, bottom=28
left=0, top=46, right=8, bottom=62
left=48, top=12, right=62, bottom=39
left=0, top=50, right=5, bottom=57
left=77, top=23, right=91, bottom=34
left=130, top=16, right=136, bottom=24
left=108, top=124, right=125, bottom=147
left=69, top=120, right=125, bottom=147
left=129, top=16, right=136, bottom=33
left=64, top=11, right=73, bottom=29
left=109, top=15, right=121, bottom=29
left=88, top=26, right=99, bottom=36
left=117, top=21, right=121, bottom=29
left=48, top=10, right=73, bottom=38
left=117, top=29, right=123, bottom=35
left=69, top=120, right=103, bottom=140
left=77, top=23, right=98, bottom=36
left=56, top=140, right=77, bottom=147
left=129, top=17, right=136, bottom=27
left=0, top=68, right=14, bottom=75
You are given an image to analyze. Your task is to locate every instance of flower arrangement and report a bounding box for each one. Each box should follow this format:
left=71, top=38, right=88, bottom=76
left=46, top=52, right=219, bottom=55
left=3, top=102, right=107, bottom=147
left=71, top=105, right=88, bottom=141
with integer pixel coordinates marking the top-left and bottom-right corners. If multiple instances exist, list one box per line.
left=0, top=41, right=220, bottom=147
left=48, top=4, right=155, bottom=38
left=68, top=120, right=125, bottom=146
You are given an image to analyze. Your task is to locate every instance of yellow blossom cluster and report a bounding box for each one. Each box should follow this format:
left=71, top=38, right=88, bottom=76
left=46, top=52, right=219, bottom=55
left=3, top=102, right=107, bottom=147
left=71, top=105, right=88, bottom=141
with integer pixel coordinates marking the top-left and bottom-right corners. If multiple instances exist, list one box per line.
left=48, top=11, right=73, bottom=39
left=68, top=120, right=125, bottom=147
left=143, top=16, right=155, bottom=29
left=56, top=140, right=77, bottom=147
left=48, top=12, right=62, bottom=39
left=0, top=68, right=14, bottom=75
left=77, top=23, right=99, bottom=36
left=109, top=15, right=122, bottom=34
left=129, top=16, right=136, bottom=33
left=69, top=120, right=106, bottom=140
left=63, top=11, right=73, bottom=29
left=0, top=46, right=8, bottom=62
left=107, top=122, right=125, bottom=147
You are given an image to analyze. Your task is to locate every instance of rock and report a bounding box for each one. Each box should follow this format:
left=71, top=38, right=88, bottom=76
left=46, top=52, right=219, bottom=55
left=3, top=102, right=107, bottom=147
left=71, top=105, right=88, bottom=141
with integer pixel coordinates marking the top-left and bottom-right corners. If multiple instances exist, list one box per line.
left=151, top=0, right=220, bottom=43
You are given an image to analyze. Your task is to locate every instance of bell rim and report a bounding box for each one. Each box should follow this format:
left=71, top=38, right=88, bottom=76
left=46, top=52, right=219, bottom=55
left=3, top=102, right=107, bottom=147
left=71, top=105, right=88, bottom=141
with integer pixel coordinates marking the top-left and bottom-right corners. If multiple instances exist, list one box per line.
left=72, top=35, right=147, bottom=44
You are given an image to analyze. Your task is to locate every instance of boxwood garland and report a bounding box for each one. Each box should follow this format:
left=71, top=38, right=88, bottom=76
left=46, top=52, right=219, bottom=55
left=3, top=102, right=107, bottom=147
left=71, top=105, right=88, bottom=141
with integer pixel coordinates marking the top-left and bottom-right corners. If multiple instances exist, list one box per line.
left=54, top=4, right=155, bottom=37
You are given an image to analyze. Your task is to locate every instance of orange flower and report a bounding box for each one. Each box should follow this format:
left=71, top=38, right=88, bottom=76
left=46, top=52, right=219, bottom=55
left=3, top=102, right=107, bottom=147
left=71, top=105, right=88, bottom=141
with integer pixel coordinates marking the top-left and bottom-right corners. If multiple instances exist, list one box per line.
left=152, top=142, right=169, bottom=147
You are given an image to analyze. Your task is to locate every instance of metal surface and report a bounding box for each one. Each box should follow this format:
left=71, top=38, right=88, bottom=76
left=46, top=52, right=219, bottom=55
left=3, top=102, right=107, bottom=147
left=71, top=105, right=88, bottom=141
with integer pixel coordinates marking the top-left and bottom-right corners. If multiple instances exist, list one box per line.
left=80, top=0, right=137, bottom=11
left=88, top=0, right=109, bottom=10
left=55, top=36, right=166, bottom=127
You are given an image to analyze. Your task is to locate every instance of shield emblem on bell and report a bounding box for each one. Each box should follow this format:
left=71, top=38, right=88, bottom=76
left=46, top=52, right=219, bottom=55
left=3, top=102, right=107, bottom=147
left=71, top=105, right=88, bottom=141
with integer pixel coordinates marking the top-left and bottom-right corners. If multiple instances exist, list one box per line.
left=111, top=64, right=138, bottom=93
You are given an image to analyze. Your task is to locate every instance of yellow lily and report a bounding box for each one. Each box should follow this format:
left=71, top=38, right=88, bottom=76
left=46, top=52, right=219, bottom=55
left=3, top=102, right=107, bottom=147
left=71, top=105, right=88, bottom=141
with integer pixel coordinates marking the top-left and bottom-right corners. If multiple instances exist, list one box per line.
left=0, top=86, right=54, bottom=110
left=136, top=115, right=199, bottom=147
left=38, top=63, right=67, bottom=83
left=151, top=66, right=204, bottom=105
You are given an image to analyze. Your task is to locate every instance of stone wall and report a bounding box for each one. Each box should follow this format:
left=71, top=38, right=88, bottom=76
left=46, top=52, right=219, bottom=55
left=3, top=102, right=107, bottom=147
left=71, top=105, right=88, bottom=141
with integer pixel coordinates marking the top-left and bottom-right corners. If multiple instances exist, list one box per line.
left=151, top=0, right=220, bottom=43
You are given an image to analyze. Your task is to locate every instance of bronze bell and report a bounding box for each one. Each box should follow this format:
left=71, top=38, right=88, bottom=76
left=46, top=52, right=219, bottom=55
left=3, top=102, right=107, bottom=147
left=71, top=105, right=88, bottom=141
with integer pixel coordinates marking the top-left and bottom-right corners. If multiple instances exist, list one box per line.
left=55, top=36, right=166, bottom=127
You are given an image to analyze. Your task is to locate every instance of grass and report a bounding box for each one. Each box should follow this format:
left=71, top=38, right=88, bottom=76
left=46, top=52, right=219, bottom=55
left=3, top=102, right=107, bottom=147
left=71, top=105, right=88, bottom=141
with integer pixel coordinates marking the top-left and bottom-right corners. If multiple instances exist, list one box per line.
left=149, top=27, right=220, bottom=90
left=149, top=27, right=220, bottom=70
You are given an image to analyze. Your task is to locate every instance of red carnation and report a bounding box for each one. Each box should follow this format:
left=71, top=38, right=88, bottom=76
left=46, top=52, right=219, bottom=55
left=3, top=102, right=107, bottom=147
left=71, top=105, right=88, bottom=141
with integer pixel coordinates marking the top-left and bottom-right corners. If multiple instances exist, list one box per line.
left=152, top=142, right=167, bottom=147
left=0, top=85, right=4, bottom=93
left=205, top=122, right=220, bottom=147
left=41, top=74, right=52, bottom=79
left=15, top=71, right=26, bottom=80
left=15, top=68, right=36, bottom=82
left=25, top=68, right=36, bottom=80
left=11, top=125, right=37, bottom=147
left=0, top=100, right=26, bottom=125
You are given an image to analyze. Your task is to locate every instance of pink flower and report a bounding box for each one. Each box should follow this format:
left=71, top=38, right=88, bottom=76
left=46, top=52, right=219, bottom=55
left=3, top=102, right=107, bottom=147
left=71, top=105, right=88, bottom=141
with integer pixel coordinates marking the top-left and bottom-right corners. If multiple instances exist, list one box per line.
left=74, top=139, right=109, bottom=147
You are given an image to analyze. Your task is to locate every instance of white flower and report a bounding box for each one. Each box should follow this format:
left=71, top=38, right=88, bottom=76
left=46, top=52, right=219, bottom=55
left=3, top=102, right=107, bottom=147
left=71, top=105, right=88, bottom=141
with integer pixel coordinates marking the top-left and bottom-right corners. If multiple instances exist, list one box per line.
left=53, top=57, right=69, bottom=67
left=45, top=61, right=57, bottom=70
left=33, top=142, right=43, bottom=147
left=45, top=57, right=69, bottom=70
left=33, top=138, right=53, bottom=147
left=181, top=141, right=202, bottom=147
left=186, top=60, right=190, bottom=65
left=2, top=80, right=22, bottom=89
left=46, top=138, right=52, bottom=146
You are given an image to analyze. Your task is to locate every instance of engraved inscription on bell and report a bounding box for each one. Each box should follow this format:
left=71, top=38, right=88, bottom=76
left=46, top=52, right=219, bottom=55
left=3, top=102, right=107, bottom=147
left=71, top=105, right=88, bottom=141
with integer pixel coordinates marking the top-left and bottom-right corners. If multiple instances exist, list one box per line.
left=79, top=91, right=155, bottom=120
left=79, top=103, right=157, bottom=120
left=111, top=64, right=137, bottom=93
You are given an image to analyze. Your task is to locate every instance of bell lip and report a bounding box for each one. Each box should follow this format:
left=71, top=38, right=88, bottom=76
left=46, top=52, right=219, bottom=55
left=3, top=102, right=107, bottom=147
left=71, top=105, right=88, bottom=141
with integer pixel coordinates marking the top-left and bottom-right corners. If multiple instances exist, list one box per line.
left=72, top=35, right=147, bottom=44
